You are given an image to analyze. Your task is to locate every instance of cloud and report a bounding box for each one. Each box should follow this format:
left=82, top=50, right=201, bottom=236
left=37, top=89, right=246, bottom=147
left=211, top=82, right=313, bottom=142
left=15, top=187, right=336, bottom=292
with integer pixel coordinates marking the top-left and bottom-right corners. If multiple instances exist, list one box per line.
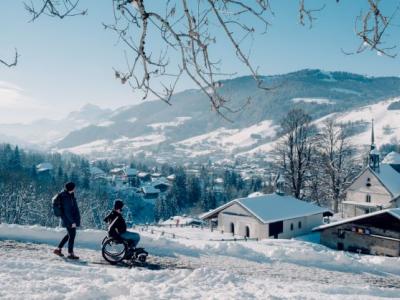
left=0, top=81, right=52, bottom=123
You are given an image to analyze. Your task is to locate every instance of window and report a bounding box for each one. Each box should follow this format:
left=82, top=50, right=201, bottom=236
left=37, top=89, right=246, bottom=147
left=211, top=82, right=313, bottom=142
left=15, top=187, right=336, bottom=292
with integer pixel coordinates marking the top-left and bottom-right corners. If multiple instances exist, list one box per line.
left=298, top=221, right=302, bottom=229
left=290, top=223, right=294, bottom=231
left=366, top=194, right=371, bottom=203
left=366, top=177, right=371, bottom=187
left=337, top=242, right=344, bottom=251
left=230, top=223, right=235, bottom=234
left=245, top=226, right=250, bottom=238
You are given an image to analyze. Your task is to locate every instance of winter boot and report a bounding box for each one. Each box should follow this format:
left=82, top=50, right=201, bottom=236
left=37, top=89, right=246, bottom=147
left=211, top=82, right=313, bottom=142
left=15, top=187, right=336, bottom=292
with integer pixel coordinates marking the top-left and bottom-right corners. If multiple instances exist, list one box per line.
left=53, top=249, right=64, bottom=257
left=67, top=253, right=80, bottom=260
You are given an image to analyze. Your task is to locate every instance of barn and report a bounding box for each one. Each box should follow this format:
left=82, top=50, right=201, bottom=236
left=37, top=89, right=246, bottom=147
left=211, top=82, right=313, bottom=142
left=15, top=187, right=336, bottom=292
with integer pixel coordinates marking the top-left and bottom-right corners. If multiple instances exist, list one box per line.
left=201, top=193, right=332, bottom=240
left=313, top=208, right=400, bottom=256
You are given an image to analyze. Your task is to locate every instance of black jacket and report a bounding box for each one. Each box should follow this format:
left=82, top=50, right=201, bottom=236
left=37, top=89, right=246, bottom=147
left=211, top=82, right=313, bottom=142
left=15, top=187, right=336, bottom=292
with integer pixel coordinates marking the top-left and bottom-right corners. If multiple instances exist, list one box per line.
left=104, top=210, right=127, bottom=238
left=60, top=190, right=81, bottom=228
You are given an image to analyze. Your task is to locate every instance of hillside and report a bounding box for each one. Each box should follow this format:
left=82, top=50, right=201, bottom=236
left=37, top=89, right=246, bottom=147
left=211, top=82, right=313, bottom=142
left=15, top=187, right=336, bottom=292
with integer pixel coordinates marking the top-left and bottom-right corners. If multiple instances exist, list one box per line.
left=1, top=69, right=400, bottom=161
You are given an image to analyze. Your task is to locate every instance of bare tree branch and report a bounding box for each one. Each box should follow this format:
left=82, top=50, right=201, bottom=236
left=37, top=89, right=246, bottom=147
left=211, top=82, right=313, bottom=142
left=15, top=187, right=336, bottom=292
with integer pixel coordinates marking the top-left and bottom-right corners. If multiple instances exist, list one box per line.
left=0, top=49, right=19, bottom=68
left=24, top=0, right=87, bottom=22
left=298, top=0, right=325, bottom=28
left=342, top=0, right=400, bottom=57
left=103, top=0, right=272, bottom=118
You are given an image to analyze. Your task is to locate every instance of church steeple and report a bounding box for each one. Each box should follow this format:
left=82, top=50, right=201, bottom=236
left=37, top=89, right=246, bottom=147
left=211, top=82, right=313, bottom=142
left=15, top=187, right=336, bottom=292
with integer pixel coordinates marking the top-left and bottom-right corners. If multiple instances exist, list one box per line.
left=370, top=119, right=375, bottom=150
left=369, top=119, right=380, bottom=172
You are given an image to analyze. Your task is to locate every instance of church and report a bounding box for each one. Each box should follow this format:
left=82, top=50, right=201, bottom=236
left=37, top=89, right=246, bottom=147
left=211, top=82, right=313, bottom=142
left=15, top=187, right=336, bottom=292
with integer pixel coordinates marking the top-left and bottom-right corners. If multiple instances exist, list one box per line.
left=342, top=122, right=400, bottom=218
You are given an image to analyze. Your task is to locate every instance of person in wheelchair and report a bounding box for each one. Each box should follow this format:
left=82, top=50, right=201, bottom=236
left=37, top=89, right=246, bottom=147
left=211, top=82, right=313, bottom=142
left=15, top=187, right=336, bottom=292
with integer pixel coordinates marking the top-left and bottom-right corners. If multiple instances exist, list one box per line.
left=104, top=200, right=140, bottom=253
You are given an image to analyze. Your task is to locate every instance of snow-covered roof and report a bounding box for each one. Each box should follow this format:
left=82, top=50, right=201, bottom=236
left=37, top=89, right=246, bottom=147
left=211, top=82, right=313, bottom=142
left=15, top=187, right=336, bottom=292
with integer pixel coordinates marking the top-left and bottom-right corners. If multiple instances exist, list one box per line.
left=201, top=193, right=331, bottom=224
left=214, top=178, right=224, bottom=184
left=90, top=166, right=105, bottom=176
left=138, top=172, right=150, bottom=178
left=371, top=164, right=400, bottom=197
left=36, top=162, right=53, bottom=172
left=167, top=174, right=176, bottom=181
left=141, top=185, right=160, bottom=194
left=123, top=167, right=137, bottom=176
left=248, top=192, right=265, bottom=198
left=110, top=168, right=124, bottom=175
left=382, top=151, right=400, bottom=165
left=313, top=208, right=400, bottom=231
left=152, top=179, right=171, bottom=188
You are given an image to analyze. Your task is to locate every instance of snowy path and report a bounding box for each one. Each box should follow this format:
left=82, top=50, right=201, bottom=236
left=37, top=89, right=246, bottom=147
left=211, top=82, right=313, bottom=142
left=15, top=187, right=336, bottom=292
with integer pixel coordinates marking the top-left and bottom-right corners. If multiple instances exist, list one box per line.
left=1, top=224, right=400, bottom=299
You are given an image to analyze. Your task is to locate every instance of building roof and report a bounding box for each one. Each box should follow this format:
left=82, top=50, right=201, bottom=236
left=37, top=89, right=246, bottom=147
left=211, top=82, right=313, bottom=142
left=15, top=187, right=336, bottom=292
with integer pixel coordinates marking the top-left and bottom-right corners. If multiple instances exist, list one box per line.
left=370, top=164, right=400, bottom=197
left=138, top=172, right=150, bottom=178
left=141, top=185, right=160, bottom=194
left=110, top=168, right=124, bottom=175
left=201, top=193, right=332, bottom=224
left=90, top=166, right=106, bottom=176
left=36, top=162, right=53, bottom=172
left=167, top=174, right=176, bottom=181
left=123, top=167, right=138, bottom=176
left=382, top=151, right=400, bottom=165
left=313, top=208, right=400, bottom=231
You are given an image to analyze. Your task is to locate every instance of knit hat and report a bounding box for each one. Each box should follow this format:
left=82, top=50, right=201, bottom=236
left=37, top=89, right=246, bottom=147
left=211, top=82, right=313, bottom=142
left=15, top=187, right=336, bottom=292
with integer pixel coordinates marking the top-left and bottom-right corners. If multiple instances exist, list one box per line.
left=114, top=200, right=124, bottom=210
left=65, top=182, right=76, bottom=192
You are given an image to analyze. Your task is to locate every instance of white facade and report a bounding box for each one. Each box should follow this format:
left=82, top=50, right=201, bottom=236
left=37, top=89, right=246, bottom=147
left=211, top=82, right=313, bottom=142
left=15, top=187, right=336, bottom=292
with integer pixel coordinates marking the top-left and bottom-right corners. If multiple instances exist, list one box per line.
left=205, top=194, right=330, bottom=240
left=218, top=203, right=267, bottom=239
left=342, top=166, right=400, bottom=218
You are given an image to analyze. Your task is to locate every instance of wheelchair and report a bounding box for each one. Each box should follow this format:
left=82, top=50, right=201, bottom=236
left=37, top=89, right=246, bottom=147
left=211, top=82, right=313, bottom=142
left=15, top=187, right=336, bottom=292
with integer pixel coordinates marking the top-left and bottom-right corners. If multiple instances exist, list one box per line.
left=101, top=235, right=148, bottom=265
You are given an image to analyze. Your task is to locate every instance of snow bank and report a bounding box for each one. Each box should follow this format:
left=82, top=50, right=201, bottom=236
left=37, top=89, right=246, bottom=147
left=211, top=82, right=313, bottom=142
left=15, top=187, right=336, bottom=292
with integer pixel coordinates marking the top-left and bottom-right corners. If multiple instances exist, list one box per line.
left=2, top=223, right=400, bottom=278
left=1, top=224, right=400, bottom=299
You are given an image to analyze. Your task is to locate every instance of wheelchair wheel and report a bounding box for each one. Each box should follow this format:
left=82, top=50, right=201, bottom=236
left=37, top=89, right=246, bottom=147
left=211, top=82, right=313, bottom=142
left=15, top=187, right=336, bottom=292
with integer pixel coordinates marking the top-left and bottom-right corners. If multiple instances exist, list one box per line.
left=102, top=238, right=127, bottom=265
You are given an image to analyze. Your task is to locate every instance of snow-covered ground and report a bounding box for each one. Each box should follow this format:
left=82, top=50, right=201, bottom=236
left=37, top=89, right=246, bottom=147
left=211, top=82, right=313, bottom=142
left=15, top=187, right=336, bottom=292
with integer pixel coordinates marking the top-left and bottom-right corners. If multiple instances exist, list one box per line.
left=238, top=98, right=400, bottom=160
left=148, top=117, right=192, bottom=131
left=174, top=120, right=277, bottom=157
left=315, top=98, right=400, bottom=147
left=292, top=97, right=336, bottom=105
left=61, top=134, right=166, bottom=157
left=1, top=223, right=400, bottom=299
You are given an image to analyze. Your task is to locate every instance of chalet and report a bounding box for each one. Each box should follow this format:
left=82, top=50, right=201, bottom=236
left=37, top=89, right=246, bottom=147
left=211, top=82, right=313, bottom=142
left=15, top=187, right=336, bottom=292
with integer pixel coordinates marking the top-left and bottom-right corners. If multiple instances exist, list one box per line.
left=138, top=172, right=151, bottom=183
left=151, top=172, right=162, bottom=179
left=123, top=167, right=138, bottom=186
left=109, top=168, right=124, bottom=176
left=152, top=179, right=171, bottom=193
left=213, top=177, right=225, bottom=193
left=342, top=123, right=400, bottom=218
left=36, top=162, right=53, bottom=174
left=313, top=208, right=400, bottom=256
left=141, top=185, right=160, bottom=201
left=90, top=166, right=106, bottom=180
left=201, top=180, right=332, bottom=240
left=167, top=174, right=176, bottom=182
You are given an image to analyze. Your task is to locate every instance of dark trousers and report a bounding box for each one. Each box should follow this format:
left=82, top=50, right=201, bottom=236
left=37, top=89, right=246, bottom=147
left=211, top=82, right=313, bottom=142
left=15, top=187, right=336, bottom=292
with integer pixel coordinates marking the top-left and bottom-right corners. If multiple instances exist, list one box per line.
left=58, top=227, right=76, bottom=254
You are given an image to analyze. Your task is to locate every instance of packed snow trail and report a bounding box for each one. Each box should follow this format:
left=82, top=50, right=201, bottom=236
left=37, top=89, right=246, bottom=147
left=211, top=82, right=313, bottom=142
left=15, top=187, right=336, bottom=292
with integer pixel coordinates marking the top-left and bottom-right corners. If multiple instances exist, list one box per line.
left=1, top=224, right=400, bottom=299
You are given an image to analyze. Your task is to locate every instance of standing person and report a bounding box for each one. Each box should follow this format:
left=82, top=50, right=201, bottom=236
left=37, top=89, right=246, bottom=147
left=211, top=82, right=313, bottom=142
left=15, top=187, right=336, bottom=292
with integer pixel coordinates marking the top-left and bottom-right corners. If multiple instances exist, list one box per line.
left=53, top=182, right=81, bottom=259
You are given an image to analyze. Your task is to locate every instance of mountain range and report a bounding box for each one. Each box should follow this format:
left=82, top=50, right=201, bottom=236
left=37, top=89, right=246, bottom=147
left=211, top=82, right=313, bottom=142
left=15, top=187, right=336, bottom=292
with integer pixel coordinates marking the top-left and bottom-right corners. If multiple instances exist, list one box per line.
left=1, top=69, right=400, bottom=162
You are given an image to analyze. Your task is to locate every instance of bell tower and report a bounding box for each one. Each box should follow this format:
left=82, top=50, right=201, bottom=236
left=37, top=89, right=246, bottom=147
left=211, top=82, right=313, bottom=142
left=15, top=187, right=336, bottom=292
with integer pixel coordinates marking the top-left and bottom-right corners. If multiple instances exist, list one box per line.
left=369, top=119, right=380, bottom=172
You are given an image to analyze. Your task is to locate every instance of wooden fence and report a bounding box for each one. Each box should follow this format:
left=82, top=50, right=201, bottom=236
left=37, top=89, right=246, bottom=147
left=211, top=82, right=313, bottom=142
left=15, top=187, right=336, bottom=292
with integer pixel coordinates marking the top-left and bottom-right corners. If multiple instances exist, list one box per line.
left=133, top=224, right=259, bottom=242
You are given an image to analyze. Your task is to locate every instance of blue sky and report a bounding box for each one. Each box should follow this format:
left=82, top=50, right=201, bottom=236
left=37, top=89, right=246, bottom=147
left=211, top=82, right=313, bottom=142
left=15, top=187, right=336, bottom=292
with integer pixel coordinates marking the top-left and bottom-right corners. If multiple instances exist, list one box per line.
left=0, top=0, right=399, bottom=123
